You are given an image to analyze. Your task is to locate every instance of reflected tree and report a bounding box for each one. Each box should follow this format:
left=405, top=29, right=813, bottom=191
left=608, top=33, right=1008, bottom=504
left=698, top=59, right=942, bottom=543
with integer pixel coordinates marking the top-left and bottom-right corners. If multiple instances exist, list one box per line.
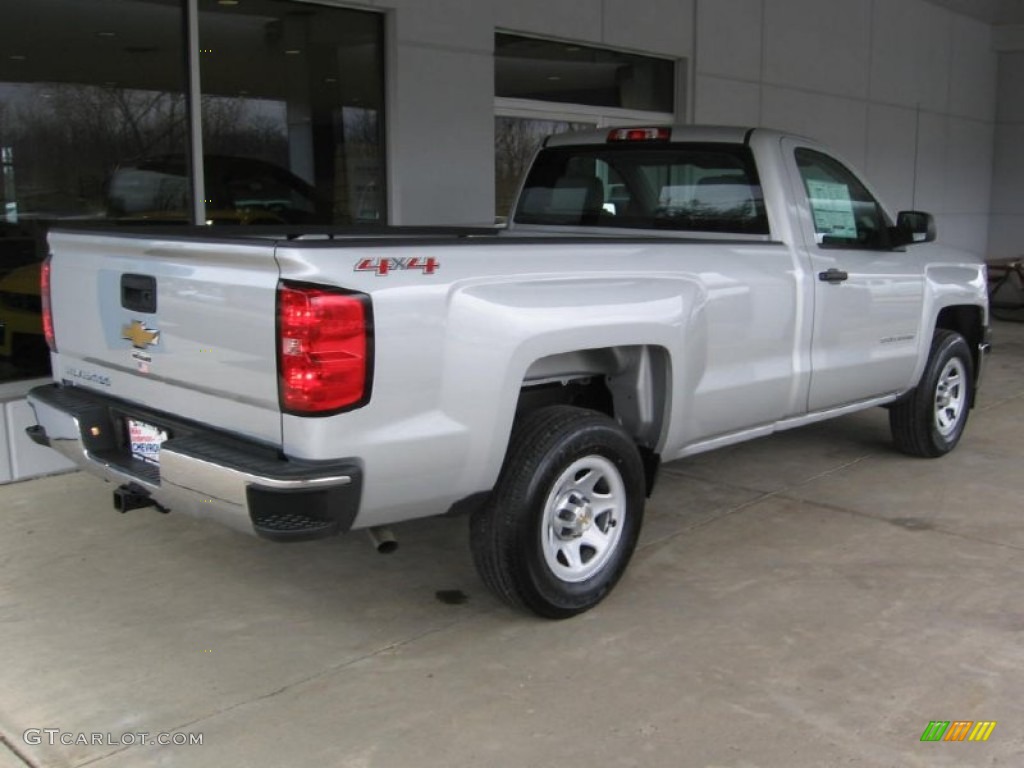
left=201, top=95, right=287, bottom=165
left=2, top=84, right=188, bottom=216
left=0, top=85, right=291, bottom=219
left=494, top=117, right=593, bottom=219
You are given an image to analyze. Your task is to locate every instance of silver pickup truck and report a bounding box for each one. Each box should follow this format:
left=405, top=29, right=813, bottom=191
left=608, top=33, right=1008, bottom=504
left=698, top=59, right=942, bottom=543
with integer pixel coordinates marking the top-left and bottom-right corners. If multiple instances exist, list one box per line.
left=27, top=126, right=990, bottom=618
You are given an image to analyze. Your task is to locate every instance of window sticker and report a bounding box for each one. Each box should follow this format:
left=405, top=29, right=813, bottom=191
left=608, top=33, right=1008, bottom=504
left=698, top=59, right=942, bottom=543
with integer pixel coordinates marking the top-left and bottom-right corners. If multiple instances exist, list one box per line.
left=805, top=180, right=857, bottom=239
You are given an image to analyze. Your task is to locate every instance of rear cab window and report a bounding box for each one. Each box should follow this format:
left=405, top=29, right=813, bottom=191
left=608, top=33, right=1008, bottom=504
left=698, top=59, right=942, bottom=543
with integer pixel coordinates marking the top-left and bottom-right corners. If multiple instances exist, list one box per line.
left=514, top=143, right=770, bottom=236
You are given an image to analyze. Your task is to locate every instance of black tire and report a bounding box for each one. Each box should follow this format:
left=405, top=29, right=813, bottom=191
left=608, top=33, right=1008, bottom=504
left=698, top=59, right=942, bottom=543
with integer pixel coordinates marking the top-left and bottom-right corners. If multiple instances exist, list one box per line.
left=470, top=405, right=645, bottom=619
left=889, top=329, right=974, bottom=458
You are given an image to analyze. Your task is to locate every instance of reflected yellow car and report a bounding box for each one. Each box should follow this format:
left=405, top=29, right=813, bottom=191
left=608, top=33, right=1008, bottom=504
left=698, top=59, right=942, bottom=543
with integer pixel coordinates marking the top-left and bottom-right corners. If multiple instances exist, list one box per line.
left=0, top=262, right=47, bottom=364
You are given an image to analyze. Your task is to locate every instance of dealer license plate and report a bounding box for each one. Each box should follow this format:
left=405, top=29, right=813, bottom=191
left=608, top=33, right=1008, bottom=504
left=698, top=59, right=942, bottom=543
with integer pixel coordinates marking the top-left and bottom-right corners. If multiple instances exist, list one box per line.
left=128, top=419, right=168, bottom=465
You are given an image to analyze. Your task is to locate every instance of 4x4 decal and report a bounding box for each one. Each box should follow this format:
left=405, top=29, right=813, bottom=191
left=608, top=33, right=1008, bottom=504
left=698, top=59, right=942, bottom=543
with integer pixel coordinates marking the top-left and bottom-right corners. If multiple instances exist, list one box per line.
left=355, top=257, right=440, bottom=276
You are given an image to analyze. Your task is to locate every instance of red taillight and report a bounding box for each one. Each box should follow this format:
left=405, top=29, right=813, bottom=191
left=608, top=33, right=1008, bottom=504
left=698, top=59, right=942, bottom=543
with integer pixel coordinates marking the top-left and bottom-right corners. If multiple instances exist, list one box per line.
left=41, top=255, right=56, bottom=353
left=607, top=127, right=671, bottom=143
left=277, top=282, right=372, bottom=415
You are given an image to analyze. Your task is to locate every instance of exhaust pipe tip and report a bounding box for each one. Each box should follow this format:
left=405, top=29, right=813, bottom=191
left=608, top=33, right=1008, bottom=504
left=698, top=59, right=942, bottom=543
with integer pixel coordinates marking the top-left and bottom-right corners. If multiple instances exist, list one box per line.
left=367, top=526, right=398, bottom=554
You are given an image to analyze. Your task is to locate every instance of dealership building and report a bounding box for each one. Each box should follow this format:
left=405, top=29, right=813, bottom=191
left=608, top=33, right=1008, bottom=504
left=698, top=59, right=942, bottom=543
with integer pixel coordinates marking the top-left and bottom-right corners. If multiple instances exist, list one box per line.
left=0, top=0, right=1021, bottom=482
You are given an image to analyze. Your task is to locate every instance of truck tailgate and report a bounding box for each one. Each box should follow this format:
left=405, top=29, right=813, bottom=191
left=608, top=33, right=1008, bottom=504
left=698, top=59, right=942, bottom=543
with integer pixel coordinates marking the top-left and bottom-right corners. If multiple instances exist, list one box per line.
left=47, top=230, right=282, bottom=446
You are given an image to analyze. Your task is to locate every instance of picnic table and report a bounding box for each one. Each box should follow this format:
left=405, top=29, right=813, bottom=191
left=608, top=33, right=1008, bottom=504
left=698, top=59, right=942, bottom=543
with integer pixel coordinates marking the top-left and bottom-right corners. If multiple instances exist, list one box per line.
left=988, top=258, right=1024, bottom=321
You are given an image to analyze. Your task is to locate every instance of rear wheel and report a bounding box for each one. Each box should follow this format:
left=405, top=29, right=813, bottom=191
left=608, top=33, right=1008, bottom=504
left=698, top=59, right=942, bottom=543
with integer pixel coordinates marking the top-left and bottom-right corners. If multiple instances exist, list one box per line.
left=889, top=329, right=973, bottom=457
left=470, top=405, right=645, bottom=619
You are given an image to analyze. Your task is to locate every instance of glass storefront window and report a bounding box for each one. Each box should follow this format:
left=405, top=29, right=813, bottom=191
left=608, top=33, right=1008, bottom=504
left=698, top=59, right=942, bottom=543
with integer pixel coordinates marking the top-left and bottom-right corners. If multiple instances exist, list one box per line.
left=0, top=0, right=188, bottom=381
left=496, top=34, right=675, bottom=113
left=0, top=0, right=387, bottom=384
left=197, top=0, right=386, bottom=225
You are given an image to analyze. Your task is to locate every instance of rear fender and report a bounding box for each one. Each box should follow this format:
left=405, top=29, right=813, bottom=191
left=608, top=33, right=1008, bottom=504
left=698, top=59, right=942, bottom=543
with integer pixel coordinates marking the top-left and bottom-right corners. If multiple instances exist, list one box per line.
left=442, top=275, right=703, bottom=492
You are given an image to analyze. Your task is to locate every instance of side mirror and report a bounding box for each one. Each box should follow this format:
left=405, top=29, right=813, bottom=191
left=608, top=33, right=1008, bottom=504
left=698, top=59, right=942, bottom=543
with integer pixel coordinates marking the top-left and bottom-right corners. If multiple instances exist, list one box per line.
left=892, top=210, right=936, bottom=247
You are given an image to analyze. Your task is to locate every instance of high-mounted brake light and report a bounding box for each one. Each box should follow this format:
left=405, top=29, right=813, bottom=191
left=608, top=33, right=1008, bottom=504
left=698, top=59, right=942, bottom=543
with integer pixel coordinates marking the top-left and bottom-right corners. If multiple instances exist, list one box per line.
left=607, top=127, right=671, bottom=143
left=277, top=282, right=373, bottom=415
left=41, top=255, right=56, bottom=353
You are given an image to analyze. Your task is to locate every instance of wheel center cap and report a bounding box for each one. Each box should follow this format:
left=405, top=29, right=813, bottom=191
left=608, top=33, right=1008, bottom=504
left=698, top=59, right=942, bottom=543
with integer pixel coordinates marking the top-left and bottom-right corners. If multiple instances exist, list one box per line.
left=937, top=388, right=952, bottom=409
left=553, top=491, right=593, bottom=540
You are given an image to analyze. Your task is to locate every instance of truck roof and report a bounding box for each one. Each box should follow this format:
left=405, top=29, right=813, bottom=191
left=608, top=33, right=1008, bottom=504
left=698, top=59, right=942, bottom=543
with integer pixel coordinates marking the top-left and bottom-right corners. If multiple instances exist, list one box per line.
left=543, top=125, right=782, bottom=147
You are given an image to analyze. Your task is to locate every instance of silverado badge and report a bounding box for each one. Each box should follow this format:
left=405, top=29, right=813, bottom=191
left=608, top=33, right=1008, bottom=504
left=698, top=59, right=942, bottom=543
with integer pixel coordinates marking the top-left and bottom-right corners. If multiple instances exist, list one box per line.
left=122, top=320, right=160, bottom=349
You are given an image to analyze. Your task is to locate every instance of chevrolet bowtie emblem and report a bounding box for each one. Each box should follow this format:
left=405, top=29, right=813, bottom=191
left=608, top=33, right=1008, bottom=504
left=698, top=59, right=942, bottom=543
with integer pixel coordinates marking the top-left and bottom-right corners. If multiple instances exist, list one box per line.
left=122, top=320, right=160, bottom=349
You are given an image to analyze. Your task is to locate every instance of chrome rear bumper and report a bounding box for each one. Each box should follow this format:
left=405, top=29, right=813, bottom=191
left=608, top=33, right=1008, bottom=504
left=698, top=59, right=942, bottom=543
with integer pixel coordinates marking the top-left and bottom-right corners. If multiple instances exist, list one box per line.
left=27, top=384, right=362, bottom=541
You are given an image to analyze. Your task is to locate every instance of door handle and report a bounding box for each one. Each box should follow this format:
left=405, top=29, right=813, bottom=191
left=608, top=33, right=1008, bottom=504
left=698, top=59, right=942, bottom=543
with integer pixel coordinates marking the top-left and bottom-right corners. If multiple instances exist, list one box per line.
left=818, top=268, right=849, bottom=284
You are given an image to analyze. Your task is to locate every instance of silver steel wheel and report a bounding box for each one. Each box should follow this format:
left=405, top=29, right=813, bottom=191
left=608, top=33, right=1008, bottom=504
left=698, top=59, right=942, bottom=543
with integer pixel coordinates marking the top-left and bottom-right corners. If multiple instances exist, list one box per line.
left=472, top=405, right=645, bottom=618
left=933, top=357, right=967, bottom=437
left=540, top=455, right=626, bottom=584
left=890, top=330, right=973, bottom=459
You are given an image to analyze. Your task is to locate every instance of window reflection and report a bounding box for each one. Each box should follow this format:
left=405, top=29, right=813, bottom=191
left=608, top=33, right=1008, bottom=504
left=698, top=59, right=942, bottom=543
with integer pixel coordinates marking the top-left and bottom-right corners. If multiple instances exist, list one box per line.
left=198, top=0, right=386, bottom=225
left=2, top=84, right=187, bottom=222
left=0, top=0, right=388, bottom=383
left=0, top=0, right=187, bottom=381
left=495, top=117, right=595, bottom=220
left=496, top=34, right=675, bottom=113
left=107, top=153, right=327, bottom=225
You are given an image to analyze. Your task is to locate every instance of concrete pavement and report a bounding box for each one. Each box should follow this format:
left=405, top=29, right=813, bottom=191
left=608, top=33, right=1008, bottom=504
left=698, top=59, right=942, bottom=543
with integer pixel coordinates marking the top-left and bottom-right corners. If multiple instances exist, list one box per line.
left=2, top=321, right=1023, bottom=767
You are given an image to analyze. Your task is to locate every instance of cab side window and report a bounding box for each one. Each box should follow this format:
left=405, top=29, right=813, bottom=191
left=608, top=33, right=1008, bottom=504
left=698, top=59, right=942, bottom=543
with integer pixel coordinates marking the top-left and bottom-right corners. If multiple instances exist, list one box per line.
left=795, top=148, right=890, bottom=249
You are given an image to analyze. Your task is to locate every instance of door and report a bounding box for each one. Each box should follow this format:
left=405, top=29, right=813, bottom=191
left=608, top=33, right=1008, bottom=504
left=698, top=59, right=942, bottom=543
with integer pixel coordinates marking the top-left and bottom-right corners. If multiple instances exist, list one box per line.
left=784, top=141, right=925, bottom=411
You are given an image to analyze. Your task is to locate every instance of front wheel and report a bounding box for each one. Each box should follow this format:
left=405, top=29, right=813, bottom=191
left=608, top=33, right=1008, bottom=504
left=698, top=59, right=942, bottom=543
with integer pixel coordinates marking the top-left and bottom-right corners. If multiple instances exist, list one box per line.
left=889, top=329, right=974, bottom=458
left=470, top=406, right=645, bottom=619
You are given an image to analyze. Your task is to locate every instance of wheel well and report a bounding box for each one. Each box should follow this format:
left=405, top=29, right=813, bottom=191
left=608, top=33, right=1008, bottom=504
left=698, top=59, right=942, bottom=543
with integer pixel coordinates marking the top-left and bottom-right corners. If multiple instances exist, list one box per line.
left=516, top=345, right=669, bottom=494
left=515, top=377, right=615, bottom=420
left=935, top=305, right=983, bottom=374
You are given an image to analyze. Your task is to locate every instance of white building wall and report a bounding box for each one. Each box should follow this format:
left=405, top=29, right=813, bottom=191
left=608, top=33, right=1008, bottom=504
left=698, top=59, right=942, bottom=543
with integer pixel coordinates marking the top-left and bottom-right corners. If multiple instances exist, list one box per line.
left=989, top=27, right=1024, bottom=259
left=366, top=0, right=999, bottom=248
left=695, top=0, right=997, bottom=256
left=361, top=0, right=496, bottom=226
